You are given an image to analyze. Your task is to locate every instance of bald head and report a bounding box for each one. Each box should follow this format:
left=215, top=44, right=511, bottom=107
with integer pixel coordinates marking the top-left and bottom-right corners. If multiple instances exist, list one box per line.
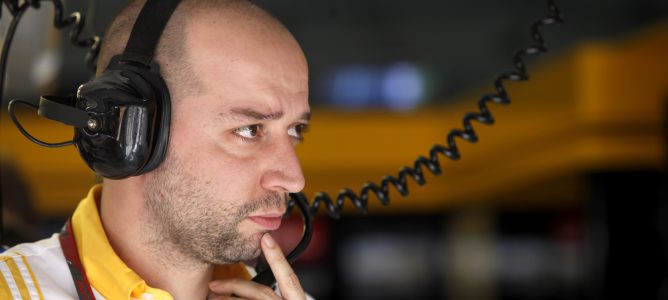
left=97, top=0, right=298, bottom=101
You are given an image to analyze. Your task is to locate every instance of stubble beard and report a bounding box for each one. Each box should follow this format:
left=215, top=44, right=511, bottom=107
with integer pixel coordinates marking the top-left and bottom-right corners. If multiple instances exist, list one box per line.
left=143, top=155, right=286, bottom=266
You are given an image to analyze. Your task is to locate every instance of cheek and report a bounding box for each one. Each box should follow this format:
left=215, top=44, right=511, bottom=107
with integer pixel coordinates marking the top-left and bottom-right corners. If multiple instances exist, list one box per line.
left=169, top=126, right=262, bottom=199
left=199, top=153, right=255, bottom=194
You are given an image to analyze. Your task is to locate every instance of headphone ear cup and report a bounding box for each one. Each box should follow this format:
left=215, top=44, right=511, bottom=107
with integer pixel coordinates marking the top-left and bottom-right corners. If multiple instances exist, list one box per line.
left=74, top=62, right=170, bottom=179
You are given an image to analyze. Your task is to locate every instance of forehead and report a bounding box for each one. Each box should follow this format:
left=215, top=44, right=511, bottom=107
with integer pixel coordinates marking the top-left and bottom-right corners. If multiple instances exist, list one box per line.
left=183, top=13, right=309, bottom=113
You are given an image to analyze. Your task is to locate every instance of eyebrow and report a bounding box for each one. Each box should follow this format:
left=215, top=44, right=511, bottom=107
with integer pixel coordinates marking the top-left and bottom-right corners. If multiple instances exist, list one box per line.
left=225, top=107, right=311, bottom=122
left=230, top=108, right=283, bottom=120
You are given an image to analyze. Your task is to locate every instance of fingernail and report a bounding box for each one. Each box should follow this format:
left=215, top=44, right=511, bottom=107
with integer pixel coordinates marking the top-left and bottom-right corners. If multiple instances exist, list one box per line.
left=262, top=234, right=275, bottom=248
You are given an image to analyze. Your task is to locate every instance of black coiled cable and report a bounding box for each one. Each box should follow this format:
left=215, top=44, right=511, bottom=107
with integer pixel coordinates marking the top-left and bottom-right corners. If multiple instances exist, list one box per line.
left=255, top=0, right=564, bottom=287
left=291, top=0, right=563, bottom=219
left=47, top=0, right=101, bottom=70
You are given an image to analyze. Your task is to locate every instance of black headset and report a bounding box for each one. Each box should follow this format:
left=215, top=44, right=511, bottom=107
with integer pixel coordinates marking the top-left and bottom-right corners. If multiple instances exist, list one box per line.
left=9, top=0, right=180, bottom=179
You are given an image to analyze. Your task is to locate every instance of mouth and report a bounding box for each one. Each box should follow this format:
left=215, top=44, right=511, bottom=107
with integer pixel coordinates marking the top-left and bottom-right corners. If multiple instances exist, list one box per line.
left=248, top=212, right=284, bottom=230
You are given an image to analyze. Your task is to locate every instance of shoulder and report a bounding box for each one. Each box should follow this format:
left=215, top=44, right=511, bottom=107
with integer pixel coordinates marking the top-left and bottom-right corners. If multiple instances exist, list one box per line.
left=0, top=234, right=77, bottom=299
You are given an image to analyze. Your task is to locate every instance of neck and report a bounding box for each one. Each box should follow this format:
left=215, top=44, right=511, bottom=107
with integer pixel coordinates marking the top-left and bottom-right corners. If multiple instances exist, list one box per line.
left=100, top=178, right=213, bottom=299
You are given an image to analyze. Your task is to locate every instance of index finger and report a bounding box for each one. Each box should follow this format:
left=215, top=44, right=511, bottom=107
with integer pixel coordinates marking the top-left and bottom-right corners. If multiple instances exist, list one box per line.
left=261, top=233, right=306, bottom=300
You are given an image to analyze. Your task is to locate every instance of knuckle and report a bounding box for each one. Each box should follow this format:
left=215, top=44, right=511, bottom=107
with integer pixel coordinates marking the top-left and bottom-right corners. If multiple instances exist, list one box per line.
left=288, top=272, right=301, bottom=289
left=274, top=254, right=288, bottom=265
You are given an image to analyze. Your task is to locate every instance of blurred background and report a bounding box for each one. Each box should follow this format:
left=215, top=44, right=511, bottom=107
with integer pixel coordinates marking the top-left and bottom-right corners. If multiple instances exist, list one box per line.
left=1, top=0, right=667, bottom=299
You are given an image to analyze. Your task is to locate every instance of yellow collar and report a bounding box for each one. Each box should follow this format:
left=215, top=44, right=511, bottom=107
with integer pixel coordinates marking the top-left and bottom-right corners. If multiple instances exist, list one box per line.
left=70, top=185, right=251, bottom=300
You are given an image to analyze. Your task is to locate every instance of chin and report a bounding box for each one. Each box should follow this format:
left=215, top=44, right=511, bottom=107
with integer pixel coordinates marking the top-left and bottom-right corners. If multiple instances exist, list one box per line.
left=244, top=232, right=266, bottom=257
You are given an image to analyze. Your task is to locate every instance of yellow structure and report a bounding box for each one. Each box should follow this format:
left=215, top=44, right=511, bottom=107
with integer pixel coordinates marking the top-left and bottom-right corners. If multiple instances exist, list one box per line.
left=1, top=19, right=666, bottom=217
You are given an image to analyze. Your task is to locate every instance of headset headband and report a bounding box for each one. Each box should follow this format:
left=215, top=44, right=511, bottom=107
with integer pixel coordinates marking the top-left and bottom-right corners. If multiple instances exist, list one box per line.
left=121, top=0, right=181, bottom=64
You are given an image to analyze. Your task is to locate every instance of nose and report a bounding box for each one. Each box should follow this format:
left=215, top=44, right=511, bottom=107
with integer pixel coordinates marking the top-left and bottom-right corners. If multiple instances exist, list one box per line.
left=260, top=137, right=305, bottom=194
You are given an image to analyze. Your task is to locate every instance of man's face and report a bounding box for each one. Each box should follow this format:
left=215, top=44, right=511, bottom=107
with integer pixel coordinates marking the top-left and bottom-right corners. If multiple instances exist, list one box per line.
left=143, top=16, right=309, bottom=264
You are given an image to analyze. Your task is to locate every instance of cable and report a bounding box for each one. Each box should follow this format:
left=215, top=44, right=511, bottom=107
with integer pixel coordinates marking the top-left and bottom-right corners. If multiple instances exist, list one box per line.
left=8, top=99, right=75, bottom=147
left=290, top=0, right=563, bottom=218
left=45, top=0, right=101, bottom=70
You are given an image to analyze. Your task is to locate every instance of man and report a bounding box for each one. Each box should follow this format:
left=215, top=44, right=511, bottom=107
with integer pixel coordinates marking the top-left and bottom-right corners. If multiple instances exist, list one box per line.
left=1, top=0, right=311, bottom=299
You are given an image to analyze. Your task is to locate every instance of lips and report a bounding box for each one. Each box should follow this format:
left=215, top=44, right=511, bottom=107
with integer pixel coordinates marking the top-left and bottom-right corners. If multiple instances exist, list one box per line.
left=249, top=214, right=283, bottom=230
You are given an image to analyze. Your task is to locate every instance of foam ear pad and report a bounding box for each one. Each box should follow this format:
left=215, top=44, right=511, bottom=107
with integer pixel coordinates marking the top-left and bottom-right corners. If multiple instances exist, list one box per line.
left=134, top=65, right=171, bottom=174
left=74, top=54, right=171, bottom=179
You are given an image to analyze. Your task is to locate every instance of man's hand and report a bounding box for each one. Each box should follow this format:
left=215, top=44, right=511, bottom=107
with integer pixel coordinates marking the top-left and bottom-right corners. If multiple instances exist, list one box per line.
left=208, top=234, right=306, bottom=300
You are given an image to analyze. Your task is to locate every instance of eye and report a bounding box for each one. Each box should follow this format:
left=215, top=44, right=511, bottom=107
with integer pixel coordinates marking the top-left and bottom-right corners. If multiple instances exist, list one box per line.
left=288, top=123, right=309, bottom=141
left=234, top=125, right=261, bottom=141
